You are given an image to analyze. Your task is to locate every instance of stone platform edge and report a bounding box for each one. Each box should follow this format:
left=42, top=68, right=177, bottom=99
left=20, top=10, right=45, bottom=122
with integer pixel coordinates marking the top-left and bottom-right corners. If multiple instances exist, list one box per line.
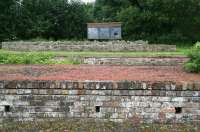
left=2, top=41, right=176, bottom=52
left=0, top=80, right=199, bottom=91
left=0, top=80, right=200, bottom=123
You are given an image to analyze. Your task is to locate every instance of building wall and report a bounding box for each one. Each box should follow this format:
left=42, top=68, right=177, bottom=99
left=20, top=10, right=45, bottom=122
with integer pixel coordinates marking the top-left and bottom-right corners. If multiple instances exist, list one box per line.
left=87, top=27, right=122, bottom=40
left=87, top=23, right=122, bottom=40
left=0, top=80, right=199, bottom=123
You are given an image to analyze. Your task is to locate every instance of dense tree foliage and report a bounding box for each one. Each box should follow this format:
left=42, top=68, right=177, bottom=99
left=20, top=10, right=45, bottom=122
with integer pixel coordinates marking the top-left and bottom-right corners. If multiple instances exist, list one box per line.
left=0, top=0, right=15, bottom=41
left=1, top=0, right=90, bottom=41
left=94, top=0, right=200, bottom=43
left=0, top=0, right=200, bottom=44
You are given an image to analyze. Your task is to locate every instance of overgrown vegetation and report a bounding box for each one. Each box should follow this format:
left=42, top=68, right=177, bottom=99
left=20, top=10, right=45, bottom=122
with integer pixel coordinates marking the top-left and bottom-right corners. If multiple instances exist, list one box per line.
left=0, top=52, right=80, bottom=64
left=0, top=0, right=200, bottom=44
left=185, top=42, right=200, bottom=73
left=0, top=119, right=199, bottom=132
left=0, top=46, right=189, bottom=64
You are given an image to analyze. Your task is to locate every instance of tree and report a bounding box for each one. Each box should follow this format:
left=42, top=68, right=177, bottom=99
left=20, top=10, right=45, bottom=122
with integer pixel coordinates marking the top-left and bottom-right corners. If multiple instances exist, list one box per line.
left=0, top=0, right=15, bottom=42
left=10, top=0, right=89, bottom=40
left=1, top=0, right=200, bottom=43
left=93, top=0, right=130, bottom=22
left=117, top=0, right=200, bottom=43
left=128, top=0, right=144, bottom=10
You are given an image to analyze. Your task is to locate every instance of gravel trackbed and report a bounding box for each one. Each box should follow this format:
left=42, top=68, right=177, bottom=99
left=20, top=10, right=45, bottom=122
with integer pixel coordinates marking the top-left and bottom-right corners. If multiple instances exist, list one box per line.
left=0, top=65, right=200, bottom=82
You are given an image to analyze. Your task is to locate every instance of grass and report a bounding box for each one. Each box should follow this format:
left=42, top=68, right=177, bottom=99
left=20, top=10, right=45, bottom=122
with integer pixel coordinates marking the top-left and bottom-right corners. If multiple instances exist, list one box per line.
left=0, top=46, right=191, bottom=64
left=0, top=47, right=189, bottom=57
left=0, top=119, right=199, bottom=132
left=0, top=52, right=80, bottom=64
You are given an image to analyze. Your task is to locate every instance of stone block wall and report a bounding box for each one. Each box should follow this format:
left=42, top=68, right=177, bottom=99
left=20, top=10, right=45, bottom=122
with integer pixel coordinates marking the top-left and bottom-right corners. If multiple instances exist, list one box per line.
left=0, top=80, right=199, bottom=123
left=84, top=57, right=189, bottom=66
left=2, top=41, right=176, bottom=52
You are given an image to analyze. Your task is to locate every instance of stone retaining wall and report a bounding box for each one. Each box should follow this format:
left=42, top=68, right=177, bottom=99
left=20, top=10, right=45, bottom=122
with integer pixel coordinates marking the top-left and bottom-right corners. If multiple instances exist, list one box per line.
left=0, top=80, right=199, bottom=123
left=84, top=57, right=189, bottom=66
left=2, top=41, right=176, bottom=52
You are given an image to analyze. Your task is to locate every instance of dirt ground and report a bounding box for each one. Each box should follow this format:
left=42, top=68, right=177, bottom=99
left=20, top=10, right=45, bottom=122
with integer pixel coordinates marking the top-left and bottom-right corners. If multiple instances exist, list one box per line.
left=0, top=65, right=200, bottom=82
left=1, top=119, right=200, bottom=132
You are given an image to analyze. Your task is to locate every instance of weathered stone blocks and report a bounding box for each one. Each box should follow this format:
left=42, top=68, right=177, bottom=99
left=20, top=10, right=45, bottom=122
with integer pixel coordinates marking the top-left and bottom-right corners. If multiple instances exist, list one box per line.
left=84, top=57, right=189, bottom=66
left=0, top=80, right=199, bottom=123
left=2, top=41, right=176, bottom=52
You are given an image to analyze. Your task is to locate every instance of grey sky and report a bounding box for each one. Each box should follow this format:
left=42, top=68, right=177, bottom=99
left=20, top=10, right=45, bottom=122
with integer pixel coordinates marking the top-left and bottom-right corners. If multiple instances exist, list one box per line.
left=82, top=0, right=95, bottom=3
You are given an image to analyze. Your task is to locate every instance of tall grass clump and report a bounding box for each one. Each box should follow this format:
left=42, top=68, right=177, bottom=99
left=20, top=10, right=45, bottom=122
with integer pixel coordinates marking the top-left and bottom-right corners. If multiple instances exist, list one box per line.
left=184, top=42, right=200, bottom=73
left=0, top=53, right=53, bottom=64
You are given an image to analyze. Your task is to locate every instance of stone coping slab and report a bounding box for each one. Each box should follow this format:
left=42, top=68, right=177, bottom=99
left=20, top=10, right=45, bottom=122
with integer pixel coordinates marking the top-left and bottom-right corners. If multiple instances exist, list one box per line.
left=0, top=80, right=200, bottom=91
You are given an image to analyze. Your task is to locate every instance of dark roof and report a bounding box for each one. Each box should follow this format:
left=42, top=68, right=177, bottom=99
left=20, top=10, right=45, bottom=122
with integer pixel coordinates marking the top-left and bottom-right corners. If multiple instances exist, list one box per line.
left=87, top=22, right=122, bottom=28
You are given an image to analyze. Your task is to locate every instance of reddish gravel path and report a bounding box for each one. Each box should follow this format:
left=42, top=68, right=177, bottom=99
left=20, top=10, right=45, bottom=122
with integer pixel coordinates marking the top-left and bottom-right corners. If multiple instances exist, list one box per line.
left=0, top=65, right=200, bottom=82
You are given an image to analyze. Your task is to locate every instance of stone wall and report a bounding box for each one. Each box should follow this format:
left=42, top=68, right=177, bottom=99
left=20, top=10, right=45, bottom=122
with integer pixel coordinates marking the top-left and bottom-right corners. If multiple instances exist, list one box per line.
left=84, top=57, right=189, bottom=66
left=0, top=80, right=199, bottom=123
left=2, top=41, right=176, bottom=52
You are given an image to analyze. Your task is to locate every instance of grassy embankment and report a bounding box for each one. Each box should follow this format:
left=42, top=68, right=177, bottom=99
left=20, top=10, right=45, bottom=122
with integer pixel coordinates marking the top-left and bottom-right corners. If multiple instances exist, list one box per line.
left=0, top=46, right=190, bottom=64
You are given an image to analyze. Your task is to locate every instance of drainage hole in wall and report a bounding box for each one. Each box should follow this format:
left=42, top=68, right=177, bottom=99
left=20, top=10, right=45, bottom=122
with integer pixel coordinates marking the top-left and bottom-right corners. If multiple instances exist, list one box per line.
left=100, top=62, right=104, bottom=65
left=114, top=32, right=118, bottom=36
left=175, top=107, right=182, bottom=114
left=95, top=106, right=100, bottom=113
left=5, top=105, right=11, bottom=112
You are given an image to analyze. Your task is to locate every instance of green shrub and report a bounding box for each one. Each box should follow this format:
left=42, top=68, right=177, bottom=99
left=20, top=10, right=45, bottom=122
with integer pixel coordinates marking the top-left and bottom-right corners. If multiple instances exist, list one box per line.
left=0, top=53, right=53, bottom=64
left=194, top=41, right=200, bottom=49
left=184, top=42, right=200, bottom=73
left=0, top=52, right=81, bottom=64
